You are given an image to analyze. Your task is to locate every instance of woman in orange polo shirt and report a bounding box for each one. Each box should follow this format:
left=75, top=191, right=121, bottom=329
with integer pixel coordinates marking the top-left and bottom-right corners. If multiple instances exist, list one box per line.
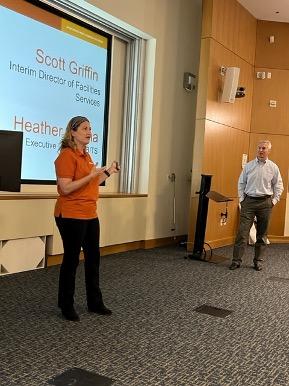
left=54, top=116, right=119, bottom=322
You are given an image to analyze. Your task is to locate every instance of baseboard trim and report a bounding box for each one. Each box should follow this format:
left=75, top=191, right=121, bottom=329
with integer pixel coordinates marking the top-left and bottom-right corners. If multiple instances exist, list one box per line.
left=186, top=235, right=289, bottom=252
left=143, top=236, right=185, bottom=249
left=203, top=237, right=235, bottom=250
left=46, top=235, right=289, bottom=267
left=46, top=235, right=186, bottom=267
left=268, top=236, right=289, bottom=243
left=186, top=237, right=235, bottom=252
left=205, top=236, right=289, bottom=249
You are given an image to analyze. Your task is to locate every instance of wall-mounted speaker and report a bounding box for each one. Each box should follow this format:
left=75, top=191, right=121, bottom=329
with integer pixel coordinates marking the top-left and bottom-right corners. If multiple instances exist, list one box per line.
left=220, top=67, right=240, bottom=103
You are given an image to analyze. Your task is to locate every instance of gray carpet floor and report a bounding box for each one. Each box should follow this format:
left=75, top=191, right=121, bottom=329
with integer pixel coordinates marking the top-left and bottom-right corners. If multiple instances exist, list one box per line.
left=1, top=243, right=289, bottom=386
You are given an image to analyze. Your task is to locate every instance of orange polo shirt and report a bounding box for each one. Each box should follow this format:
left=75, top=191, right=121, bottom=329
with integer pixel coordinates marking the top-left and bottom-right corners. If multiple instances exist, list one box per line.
left=54, top=147, right=99, bottom=219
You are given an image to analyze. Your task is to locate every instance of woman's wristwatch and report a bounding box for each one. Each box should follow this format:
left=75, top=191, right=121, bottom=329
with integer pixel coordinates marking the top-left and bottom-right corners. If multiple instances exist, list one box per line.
left=104, top=170, right=110, bottom=177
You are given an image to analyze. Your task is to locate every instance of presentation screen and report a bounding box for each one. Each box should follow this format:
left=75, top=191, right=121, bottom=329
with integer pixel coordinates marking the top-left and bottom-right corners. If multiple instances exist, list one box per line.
left=0, top=0, right=111, bottom=184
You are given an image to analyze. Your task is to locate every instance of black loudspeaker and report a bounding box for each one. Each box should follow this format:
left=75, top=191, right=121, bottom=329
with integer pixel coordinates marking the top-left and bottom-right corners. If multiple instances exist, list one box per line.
left=0, top=130, right=23, bottom=192
left=189, top=174, right=212, bottom=260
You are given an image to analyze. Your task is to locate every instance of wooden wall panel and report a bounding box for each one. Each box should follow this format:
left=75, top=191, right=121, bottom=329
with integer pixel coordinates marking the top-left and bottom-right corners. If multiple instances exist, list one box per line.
left=284, top=193, right=289, bottom=236
left=204, top=192, right=286, bottom=241
left=234, top=2, right=256, bottom=65
left=210, top=0, right=256, bottom=64
left=196, top=39, right=210, bottom=120
left=251, top=20, right=289, bottom=237
left=189, top=0, right=258, bottom=249
left=206, top=39, right=254, bottom=131
left=188, top=192, right=239, bottom=250
left=205, top=199, right=239, bottom=246
left=248, top=133, right=289, bottom=201
left=201, top=0, right=213, bottom=38
left=203, top=121, right=250, bottom=198
left=251, top=68, right=289, bottom=135
left=211, top=0, right=238, bottom=51
left=268, top=199, right=286, bottom=236
left=255, top=21, right=289, bottom=69
left=202, top=186, right=285, bottom=244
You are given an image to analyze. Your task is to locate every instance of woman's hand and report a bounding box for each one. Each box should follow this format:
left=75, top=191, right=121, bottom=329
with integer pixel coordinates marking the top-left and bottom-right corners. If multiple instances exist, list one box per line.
left=57, top=165, right=105, bottom=195
left=96, top=161, right=120, bottom=185
left=90, top=165, right=106, bottom=178
left=107, top=161, right=120, bottom=175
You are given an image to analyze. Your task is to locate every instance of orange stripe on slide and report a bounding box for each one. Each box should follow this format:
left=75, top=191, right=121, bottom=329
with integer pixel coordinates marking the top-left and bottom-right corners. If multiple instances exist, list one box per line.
left=0, top=0, right=61, bottom=30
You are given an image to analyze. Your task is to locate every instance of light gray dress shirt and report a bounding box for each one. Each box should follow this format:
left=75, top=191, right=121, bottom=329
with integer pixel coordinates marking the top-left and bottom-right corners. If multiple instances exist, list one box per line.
left=238, top=158, right=284, bottom=205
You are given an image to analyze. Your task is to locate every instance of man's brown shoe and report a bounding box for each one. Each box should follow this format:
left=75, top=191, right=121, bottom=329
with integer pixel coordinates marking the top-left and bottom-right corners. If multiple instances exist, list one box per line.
left=229, top=262, right=240, bottom=270
left=254, top=263, right=262, bottom=271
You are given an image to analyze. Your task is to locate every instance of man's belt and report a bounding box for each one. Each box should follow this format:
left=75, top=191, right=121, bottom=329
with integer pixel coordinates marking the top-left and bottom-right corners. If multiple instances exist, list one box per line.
left=247, top=195, right=271, bottom=200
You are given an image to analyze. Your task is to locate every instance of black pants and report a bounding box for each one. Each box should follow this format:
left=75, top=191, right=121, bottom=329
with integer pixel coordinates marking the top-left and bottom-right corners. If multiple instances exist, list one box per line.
left=55, top=217, right=103, bottom=310
left=232, top=196, right=273, bottom=263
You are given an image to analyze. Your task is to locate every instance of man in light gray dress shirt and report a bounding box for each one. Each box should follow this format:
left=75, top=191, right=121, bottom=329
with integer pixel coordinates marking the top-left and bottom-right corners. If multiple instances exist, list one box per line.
left=229, top=140, right=283, bottom=271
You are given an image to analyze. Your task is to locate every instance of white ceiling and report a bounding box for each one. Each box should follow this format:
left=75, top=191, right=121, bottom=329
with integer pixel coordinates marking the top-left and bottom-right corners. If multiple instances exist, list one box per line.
left=237, top=0, right=289, bottom=23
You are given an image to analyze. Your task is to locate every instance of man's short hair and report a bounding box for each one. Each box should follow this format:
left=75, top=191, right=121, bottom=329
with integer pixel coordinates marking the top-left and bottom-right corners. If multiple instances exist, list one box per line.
left=257, top=140, right=272, bottom=150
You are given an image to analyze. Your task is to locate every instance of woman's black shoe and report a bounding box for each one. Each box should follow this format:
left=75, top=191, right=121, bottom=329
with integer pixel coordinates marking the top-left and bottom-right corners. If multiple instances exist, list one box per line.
left=61, top=307, right=80, bottom=321
left=88, top=304, right=112, bottom=315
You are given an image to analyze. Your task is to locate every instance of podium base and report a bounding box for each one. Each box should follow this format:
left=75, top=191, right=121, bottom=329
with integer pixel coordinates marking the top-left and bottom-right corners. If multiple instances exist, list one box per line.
left=187, top=252, right=228, bottom=264
left=207, top=253, right=228, bottom=263
left=187, top=252, right=205, bottom=261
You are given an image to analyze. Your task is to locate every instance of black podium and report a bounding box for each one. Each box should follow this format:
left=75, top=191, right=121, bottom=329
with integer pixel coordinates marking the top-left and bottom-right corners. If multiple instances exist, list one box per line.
left=188, top=174, right=232, bottom=263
